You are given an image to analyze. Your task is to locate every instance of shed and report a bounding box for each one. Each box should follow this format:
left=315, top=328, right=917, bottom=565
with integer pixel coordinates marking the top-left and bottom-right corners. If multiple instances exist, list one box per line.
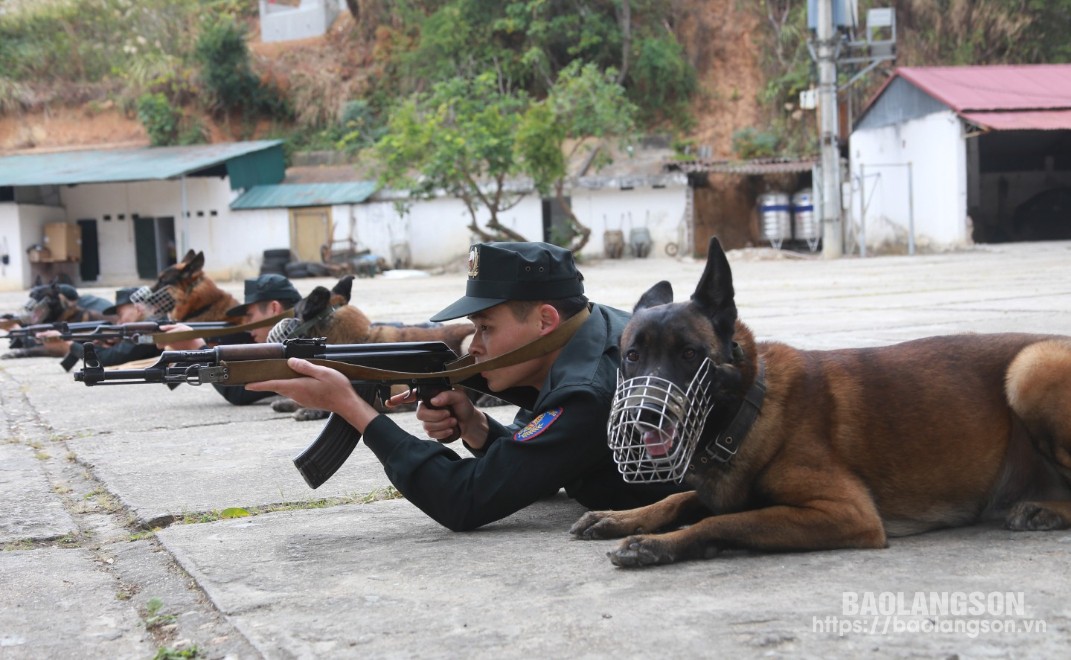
left=849, top=64, right=1071, bottom=253
left=0, top=141, right=285, bottom=289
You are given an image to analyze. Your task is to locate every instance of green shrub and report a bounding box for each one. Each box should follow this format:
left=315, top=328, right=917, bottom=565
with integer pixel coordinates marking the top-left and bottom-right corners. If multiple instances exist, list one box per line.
left=732, top=127, right=780, bottom=160
left=136, top=93, right=179, bottom=146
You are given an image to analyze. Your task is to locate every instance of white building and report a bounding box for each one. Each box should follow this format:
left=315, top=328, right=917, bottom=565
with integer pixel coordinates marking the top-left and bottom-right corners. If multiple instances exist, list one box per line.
left=0, top=140, right=689, bottom=290
left=849, top=64, right=1071, bottom=253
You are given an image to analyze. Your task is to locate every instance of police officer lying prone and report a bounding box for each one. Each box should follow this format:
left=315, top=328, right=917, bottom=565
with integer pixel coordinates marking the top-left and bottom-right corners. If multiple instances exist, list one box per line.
left=246, top=241, right=686, bottom=531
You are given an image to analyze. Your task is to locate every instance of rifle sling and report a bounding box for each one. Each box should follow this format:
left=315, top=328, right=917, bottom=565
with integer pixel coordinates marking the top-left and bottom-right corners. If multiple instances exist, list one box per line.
left=150, top=309, right=294, bottom=344
left=218, top=306, right=591, bottom=386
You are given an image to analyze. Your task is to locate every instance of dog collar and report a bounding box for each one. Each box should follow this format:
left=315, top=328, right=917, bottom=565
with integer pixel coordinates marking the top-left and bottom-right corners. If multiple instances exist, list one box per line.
left=695, top=359, right=766, bottom=467
left=291, top=304, right=339, bottom=338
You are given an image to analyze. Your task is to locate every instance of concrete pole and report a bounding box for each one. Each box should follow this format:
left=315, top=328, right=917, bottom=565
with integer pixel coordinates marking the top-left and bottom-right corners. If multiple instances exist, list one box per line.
left=817, top=0, right=843, bottom=258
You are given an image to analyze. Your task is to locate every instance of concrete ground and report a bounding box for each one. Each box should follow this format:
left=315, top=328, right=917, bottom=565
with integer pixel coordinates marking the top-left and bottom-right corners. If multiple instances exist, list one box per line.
left=1, top=241, right=1069, bottom=658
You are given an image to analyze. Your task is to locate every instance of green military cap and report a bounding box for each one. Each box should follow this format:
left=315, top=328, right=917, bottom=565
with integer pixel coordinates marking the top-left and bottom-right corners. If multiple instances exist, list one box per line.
left=430, top=242, right=584, bottom=322
left=102, top=287, right=139, bottom=316
left=225, top=274, right=301, bottom=317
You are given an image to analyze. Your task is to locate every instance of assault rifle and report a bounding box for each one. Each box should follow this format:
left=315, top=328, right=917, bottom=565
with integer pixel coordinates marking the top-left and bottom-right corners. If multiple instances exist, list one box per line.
left=53, top=320, right=235, bottom=345
left=73, top=338, right=472, bottom=488
left=4, top=320, right=236, bottom=346
left=3, top=320, right=109, bottom=346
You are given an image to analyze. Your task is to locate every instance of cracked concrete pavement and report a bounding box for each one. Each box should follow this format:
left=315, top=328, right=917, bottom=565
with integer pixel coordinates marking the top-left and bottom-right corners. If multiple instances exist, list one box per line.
left=1, top=241, right=1070, bottom=658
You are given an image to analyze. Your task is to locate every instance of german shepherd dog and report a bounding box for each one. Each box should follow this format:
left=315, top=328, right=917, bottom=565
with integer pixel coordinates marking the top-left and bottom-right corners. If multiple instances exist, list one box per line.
left=270, top=275, right=476, bottom=420
left=570, top=236, right=1071, bottom=567
left=151, top=250, right=239, bottom=322
left=3, top=282, right=112, bottom=358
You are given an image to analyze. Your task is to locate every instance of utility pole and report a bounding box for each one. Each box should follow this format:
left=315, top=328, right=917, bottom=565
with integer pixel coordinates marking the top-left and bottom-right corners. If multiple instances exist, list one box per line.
left=817, top=0, right=842, bottom=258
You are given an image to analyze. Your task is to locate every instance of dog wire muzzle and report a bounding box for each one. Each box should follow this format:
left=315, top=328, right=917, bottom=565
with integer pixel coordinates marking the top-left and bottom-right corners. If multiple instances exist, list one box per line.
left=607, top=357, right=717, bottom=483
left=130, top=285, right=177, bottom=317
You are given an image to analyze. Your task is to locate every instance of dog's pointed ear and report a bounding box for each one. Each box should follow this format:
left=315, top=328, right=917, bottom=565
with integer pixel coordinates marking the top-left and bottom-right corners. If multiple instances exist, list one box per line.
left=182, top=249, right=197, bottom=263
left=33, top=274, right=42, bottom=287
left=634, top=281, right=673, bottom=313
left=691, top=237, right=737, bottom=351
left=332, top=275, right=354, bottom=303
left=691, top=237, right=735, bottom=314
left=186, top=251, right=205, bottom=273
left=306, top=286, right=331, bottom=311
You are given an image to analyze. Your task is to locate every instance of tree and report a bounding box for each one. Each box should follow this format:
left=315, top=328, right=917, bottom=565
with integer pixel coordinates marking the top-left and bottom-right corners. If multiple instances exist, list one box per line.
left=518, top=61, right=637, bottom=251
left=373, top=73, right=530, bottom=242
left=373, top=64, right=637, bottom=248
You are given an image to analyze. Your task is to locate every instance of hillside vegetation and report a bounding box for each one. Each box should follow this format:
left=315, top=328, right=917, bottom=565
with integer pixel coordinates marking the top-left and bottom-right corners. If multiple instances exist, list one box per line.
left=1, top=0, right=1069, bottom=161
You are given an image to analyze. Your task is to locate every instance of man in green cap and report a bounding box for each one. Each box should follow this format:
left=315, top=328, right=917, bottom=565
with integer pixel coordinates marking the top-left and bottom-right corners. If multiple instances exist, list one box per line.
left=248, top=241, right=685, bottom=531
left=159, top=273, right=301, bottom=405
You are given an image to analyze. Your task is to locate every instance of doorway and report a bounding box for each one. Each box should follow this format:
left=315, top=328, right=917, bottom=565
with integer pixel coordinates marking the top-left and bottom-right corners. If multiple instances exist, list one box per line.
left=76, top=218, right=100, bottom=281
left=133, top=216, right=177, bottom=279
left=289, top=207, right=332, bottom=262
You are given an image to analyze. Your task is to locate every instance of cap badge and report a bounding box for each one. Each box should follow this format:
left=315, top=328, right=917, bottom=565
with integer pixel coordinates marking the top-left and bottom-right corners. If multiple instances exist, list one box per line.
left=467, top=246, right=480, bottom=279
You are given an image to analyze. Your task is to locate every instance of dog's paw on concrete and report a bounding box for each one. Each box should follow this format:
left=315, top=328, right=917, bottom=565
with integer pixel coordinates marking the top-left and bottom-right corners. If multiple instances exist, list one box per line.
left=1005, top=501, right=1070, bottom=531
left=270, top=396, right=300, bottom=414
left=293, top=407, right=329, bottom=422
left=607, top=536, right=676, bottom=567
left=571, top=511, right=623, bottom=540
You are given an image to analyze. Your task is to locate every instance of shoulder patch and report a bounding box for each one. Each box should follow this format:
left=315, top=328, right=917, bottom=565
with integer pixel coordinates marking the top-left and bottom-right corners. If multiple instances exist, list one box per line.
left=513, top=407, right=564, bottom=442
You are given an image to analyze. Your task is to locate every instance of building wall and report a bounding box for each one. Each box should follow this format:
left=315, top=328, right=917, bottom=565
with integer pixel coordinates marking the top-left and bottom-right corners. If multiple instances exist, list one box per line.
left=4, top=176, right=687, bottom=290
left=60, top=178, right=289, bottom=284
left=0, top=203, right=66, bottom=291
left=572, top=186, right=686, bottom=260
left=351, top=185, right=687, bottom=269
left=258, top=0, right=341, bottom=43
left=849, top=110, right=969, bottom=252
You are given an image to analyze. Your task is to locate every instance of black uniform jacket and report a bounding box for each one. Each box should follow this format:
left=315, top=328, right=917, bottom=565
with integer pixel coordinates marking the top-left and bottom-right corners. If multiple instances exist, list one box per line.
left=361, top=303, right=687, bottom=531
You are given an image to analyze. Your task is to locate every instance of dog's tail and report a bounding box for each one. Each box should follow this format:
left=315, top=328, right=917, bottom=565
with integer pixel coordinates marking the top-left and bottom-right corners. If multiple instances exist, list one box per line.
left=1005, top=339, right=1071, bottom=470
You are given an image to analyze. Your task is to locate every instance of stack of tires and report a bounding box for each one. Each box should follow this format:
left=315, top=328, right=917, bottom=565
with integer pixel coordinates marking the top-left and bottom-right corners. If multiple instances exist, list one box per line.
left=260, top=249, right=294, bottom=275
left=260, top=248, right=332, bottom=279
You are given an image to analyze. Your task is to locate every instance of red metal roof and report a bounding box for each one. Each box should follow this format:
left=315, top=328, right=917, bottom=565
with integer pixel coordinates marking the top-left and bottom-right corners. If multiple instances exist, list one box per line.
left=897, top=64, right=1071, bottom=112
left=960, top=109, right=1071, bottom=131
left=864, top=64, right=1071, bottom=131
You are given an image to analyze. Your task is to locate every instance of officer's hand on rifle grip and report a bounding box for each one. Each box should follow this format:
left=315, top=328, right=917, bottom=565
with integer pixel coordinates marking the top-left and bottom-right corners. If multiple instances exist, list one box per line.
left=393, top=388, right=467, bottom=444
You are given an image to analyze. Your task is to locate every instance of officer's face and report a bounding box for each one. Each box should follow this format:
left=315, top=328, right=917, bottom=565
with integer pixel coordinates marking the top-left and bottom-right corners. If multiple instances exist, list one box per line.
left=115, top=304, right=143, bottom=324
left=245, top=301, right=281, bottom=343
left=468, top=302, right=557, bottom=391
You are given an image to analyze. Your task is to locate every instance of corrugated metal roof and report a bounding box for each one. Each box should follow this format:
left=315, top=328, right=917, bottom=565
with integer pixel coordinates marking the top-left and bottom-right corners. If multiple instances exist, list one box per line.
left=0, top=140, right=284, bottom=187
left=857, top=65, right=1071, bottom=132
left=230, top=181, right=378, bottom=209
left=960, top=109, right=1071, bottom=131
left=665, top=157, right=818, bottom=175
left=897, top=65, right=1071, bottom=112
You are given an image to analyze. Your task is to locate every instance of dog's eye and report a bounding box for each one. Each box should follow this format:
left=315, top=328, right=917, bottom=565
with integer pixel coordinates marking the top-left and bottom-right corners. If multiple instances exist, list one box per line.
left=625, top=349, right=639, bottom=362
left=682, top=348, right=697, bottom=360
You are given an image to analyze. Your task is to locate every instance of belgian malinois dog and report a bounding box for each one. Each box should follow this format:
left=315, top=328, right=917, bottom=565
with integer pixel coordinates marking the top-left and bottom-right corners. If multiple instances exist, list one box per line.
left=571, top=236, right=1071, bottom=567
left=3, top=282, right=111, bottom=358
left=151, top=250, right=239, bottom=322
left=269, top=275, right=476, bottom=420
left=287, top=275, right=475, bottom=354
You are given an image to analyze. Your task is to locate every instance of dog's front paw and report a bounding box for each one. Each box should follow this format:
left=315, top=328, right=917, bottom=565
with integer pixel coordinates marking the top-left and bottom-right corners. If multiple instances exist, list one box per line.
left=294, top=407, right=329, bottom=422
left=270, top=396, right=300, bottom=414
left=570, top=511, right=635, bottom=540
left=1006, top=501, right=1070, bottom=531
left=608, top=535, right=677, bottom=567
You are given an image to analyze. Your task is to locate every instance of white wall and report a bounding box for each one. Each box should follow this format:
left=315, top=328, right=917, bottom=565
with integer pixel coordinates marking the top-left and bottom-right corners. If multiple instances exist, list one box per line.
left=572, top=186, right=685, bottom=260
left=258, top=0, right=340, bottom=43
left=60, top=179, right=290, bottom=284
left=349, top=184, right=688, bottom=269
left=0, top=203, right=66, bottom=291
left=849, top=110, right=969, bottom=252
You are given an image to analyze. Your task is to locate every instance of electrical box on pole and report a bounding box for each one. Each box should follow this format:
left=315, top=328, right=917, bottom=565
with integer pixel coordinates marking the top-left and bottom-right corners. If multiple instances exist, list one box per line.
left=807, top=0, right=897, bottom=258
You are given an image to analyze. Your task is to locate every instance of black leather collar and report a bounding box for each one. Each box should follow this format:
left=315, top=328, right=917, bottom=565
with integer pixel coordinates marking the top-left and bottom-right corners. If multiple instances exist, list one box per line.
left=695, top=359, right=766, bottom=467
